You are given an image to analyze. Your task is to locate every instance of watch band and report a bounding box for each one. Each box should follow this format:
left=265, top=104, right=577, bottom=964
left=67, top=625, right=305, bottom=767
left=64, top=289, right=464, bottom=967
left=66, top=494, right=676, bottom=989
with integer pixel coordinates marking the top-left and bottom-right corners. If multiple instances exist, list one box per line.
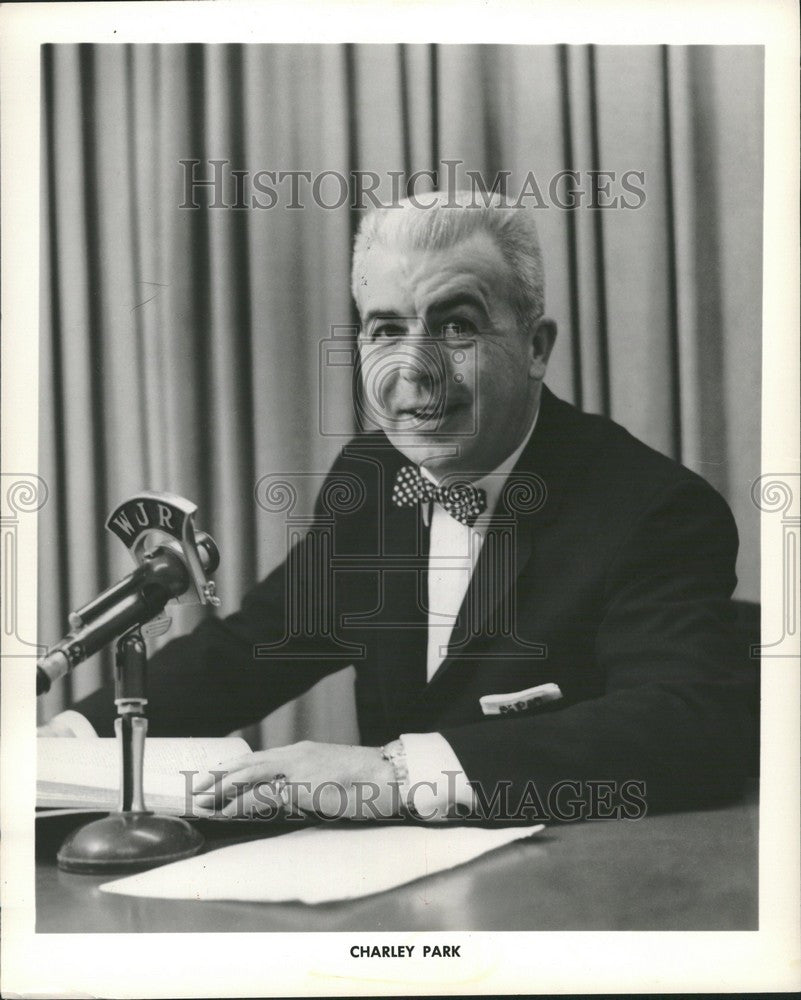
left=380, top=738, right=418, bottom=816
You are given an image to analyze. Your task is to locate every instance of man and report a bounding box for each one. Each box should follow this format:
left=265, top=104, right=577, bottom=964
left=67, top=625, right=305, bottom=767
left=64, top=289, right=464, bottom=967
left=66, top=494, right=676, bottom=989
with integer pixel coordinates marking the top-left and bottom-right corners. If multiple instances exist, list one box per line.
left=50, top=191, right=756, bottom=821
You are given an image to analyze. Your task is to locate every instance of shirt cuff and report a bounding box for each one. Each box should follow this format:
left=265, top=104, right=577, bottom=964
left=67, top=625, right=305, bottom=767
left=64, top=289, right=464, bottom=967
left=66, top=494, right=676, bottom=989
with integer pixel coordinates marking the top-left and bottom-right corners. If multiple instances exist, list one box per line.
left=399, top=731, right=476, bottom=821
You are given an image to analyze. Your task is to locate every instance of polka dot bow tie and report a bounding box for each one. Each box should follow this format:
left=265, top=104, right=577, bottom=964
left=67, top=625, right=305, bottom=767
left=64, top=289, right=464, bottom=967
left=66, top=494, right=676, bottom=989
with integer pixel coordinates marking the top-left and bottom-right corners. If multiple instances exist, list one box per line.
left=392, top=465, right=488, bottom=527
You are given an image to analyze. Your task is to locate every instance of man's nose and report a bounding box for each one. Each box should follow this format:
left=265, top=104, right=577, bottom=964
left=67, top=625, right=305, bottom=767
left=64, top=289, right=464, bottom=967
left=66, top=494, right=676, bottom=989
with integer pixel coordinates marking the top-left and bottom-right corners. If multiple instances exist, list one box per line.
left=396, top=324, right=445, bottom=386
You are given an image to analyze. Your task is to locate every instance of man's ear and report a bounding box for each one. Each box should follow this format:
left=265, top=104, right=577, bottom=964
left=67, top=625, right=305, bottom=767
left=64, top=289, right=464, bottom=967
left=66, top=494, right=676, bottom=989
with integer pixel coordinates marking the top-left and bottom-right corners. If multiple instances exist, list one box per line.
left=529, top=317, right=557, bottom=379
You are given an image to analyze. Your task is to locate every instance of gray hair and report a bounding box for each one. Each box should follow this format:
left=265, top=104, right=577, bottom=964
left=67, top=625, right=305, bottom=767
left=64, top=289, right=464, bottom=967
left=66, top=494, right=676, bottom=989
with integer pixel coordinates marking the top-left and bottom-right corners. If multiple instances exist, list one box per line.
left=351, top=189, right=545, bottom=333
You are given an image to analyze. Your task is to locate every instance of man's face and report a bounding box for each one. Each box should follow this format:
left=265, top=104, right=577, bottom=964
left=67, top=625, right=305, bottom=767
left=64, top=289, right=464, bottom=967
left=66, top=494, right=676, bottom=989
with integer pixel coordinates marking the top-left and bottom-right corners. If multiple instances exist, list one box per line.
left=356, top=230, right=543, bottom=477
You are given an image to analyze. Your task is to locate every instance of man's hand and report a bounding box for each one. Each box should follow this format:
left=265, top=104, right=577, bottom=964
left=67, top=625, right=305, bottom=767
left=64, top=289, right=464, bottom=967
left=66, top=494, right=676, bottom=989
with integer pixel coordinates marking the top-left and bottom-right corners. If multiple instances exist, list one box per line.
left=37, top=710, right=96, bottom=738
left=192, top=740, right=400, bottom=820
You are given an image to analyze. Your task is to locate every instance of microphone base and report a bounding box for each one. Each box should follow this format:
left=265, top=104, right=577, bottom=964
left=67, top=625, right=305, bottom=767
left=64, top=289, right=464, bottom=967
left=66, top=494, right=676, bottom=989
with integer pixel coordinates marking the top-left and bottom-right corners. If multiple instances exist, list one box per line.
left=56, top=812, right=204, bottom=875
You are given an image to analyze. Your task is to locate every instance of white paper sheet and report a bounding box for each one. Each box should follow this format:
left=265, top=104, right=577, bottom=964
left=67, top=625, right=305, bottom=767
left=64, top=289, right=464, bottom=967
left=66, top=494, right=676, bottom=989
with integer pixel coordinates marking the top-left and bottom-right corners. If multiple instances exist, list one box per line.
left=99, top=822, right=544, bottom=904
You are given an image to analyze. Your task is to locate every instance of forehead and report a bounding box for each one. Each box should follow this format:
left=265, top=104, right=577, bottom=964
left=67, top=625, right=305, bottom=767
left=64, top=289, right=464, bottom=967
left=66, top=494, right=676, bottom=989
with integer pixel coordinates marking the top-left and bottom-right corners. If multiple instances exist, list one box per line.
left=356, top=229, right=513, bottom=314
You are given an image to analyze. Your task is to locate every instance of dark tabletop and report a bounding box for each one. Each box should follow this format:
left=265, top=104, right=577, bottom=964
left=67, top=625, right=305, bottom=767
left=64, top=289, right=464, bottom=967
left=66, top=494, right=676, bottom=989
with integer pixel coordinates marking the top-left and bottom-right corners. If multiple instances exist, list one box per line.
left=36, top=788, right=758, bottom=933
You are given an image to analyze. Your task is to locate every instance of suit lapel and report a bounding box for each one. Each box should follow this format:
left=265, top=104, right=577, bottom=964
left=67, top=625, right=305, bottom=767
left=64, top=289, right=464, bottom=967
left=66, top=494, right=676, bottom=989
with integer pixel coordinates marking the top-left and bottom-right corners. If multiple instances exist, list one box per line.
left=425, top=385, right=576, bottom=688
left=351, top=442, right=431, bottom=725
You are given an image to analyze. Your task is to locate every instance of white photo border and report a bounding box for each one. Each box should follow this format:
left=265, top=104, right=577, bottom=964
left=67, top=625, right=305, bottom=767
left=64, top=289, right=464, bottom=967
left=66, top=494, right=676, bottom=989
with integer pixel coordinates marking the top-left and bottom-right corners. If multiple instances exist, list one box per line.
left=1, top=1, right=798, bottom=996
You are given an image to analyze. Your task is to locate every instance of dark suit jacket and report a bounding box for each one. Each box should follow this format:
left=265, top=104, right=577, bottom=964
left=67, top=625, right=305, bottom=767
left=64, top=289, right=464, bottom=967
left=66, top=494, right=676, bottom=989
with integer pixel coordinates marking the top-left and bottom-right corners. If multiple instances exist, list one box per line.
left=76, top=386, right=757, bottom=810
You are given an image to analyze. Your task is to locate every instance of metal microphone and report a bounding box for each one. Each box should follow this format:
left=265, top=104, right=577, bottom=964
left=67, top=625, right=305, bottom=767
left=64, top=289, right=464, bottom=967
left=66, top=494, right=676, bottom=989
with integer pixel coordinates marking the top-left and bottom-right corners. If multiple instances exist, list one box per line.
left=36, top=533, right=219, bottom=695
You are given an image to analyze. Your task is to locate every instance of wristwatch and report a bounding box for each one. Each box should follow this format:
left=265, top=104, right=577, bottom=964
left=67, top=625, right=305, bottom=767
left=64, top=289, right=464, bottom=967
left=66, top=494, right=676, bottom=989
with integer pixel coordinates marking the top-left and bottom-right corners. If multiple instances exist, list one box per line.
left=380, top=738, right=418, bottom=816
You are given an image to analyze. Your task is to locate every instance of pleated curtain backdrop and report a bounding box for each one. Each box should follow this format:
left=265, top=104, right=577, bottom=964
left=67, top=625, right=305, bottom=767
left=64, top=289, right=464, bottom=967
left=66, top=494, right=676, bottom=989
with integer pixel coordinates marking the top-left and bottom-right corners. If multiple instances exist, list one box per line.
left=39, top=44, right=764, bottom=748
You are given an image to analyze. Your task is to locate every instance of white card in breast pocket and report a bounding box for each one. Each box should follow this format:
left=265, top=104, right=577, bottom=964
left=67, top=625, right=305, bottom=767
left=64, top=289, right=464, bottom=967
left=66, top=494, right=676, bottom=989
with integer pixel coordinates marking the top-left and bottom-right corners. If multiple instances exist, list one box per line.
left=479, top=682, right=563, bottom=716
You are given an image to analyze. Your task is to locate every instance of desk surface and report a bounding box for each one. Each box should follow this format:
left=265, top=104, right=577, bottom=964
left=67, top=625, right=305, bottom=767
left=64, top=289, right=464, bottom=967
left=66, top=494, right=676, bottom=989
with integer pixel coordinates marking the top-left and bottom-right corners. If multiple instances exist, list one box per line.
left=36, top=791, right=758, bottom=933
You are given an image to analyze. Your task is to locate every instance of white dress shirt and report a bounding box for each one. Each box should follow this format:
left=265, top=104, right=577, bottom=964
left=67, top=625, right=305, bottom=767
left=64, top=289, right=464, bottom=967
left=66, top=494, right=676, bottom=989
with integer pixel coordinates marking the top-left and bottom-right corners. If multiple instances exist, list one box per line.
left=400, top=407, right=540, bottom=820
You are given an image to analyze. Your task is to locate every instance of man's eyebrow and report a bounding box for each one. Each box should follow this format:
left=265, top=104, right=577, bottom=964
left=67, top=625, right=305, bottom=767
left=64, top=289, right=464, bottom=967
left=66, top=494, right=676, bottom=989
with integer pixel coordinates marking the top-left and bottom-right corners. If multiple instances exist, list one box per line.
left=361, top=309, right=406, bottom=327
left=424, top=291, right=490, bottom=319
left=361, top=292, right=490, bottom=330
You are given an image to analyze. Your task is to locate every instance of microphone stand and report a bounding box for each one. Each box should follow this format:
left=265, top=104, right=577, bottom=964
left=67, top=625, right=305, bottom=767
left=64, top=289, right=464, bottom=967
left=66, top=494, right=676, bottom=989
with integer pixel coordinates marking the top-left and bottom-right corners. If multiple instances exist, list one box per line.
left=56, top=626, right=203, bottom=874
left=47, top=491, right=219, bottom=875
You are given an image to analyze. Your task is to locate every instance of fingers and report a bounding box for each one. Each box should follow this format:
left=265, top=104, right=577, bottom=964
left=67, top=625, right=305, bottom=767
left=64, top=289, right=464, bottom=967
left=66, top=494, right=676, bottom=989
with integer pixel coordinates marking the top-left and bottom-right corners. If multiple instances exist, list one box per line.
left=219, top=784, right=292, bottom=819
left=191, top=751, right=271, bottom=793
left=193, top=774, right=289, bottom=816
left=192, top=752, right=296, bottom=813
left=193, top=767, right=278, bottom=810
left=215, top=776, right=308, bottom=819
left=189, top=742, right=336, bottom=817
left=193, top=762, right=265, bottom=801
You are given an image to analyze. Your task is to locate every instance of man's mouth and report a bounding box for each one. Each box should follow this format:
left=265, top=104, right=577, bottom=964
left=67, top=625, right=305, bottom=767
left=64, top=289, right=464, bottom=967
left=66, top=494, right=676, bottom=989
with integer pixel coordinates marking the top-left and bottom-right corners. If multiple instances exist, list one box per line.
left=397, top=402, right=458, bottom=422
